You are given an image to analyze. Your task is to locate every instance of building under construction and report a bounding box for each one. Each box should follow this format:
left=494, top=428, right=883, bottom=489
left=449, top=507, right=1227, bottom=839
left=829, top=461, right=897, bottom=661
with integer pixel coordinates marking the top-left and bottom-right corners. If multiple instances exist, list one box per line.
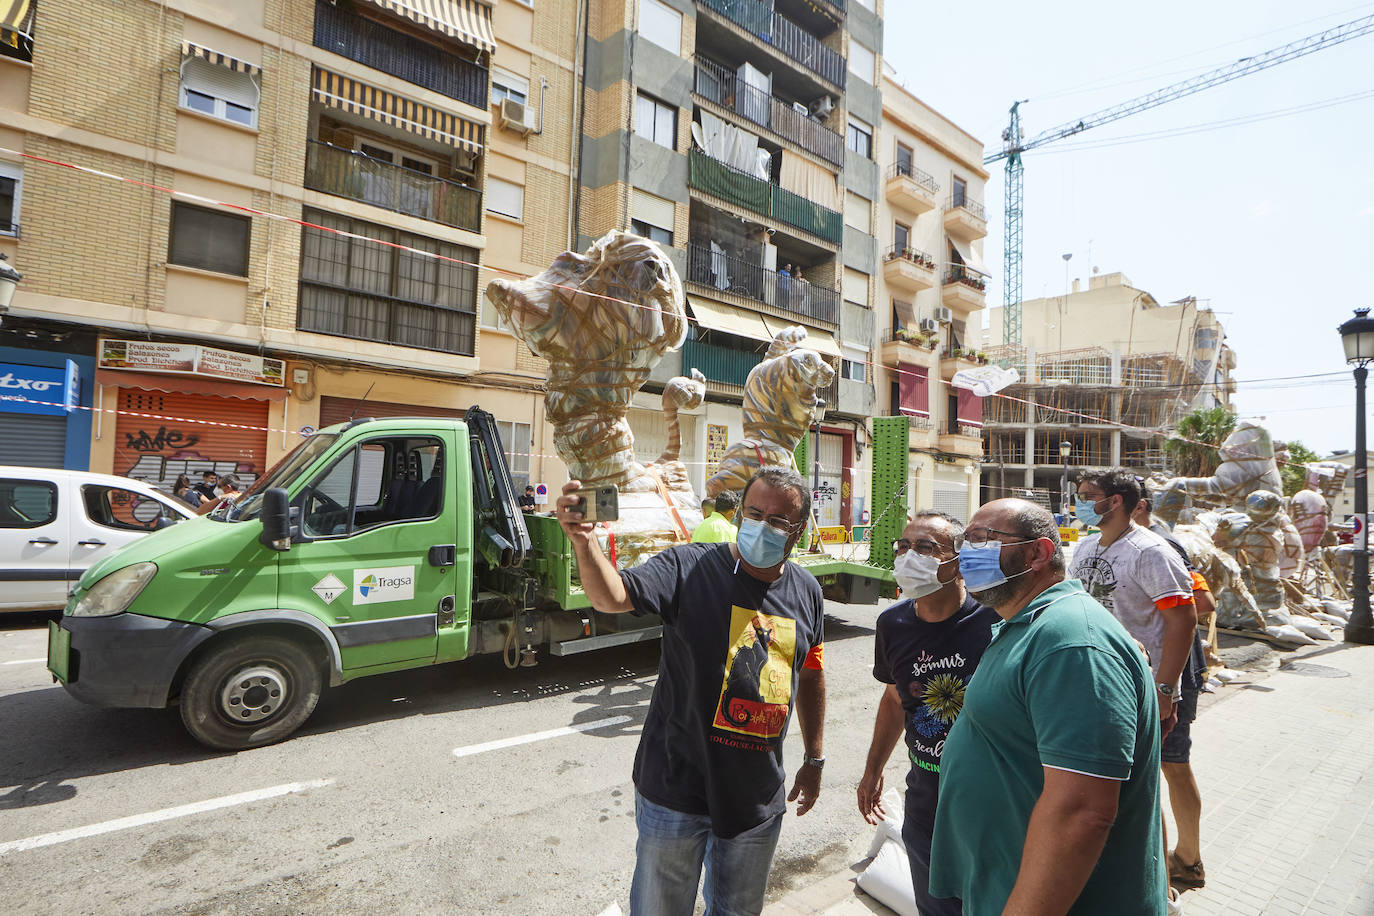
left=977, top=272, right=1236, bottom=509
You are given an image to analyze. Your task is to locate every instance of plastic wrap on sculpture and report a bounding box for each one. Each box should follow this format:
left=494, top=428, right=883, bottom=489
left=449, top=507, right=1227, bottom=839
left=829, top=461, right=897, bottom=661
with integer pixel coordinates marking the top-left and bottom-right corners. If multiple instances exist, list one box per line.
left=484, top=231, right=706, bottom=565
left=1155, top=420, right=1283, bottom=522
left=704, top=325, right=837, bottom=499
left=1289, top=487, right=1329, bottom=553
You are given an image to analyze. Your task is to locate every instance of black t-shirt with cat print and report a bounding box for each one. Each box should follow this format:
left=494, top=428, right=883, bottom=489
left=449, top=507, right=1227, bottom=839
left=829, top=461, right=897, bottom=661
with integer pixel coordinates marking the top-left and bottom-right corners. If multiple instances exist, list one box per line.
left=622, top=543, right=824, bottom=838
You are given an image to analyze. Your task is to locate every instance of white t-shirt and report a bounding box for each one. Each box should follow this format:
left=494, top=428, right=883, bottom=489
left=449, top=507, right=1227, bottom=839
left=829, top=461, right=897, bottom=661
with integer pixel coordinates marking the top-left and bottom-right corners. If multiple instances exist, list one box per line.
left=1070, top=524, right=1193, bottom=687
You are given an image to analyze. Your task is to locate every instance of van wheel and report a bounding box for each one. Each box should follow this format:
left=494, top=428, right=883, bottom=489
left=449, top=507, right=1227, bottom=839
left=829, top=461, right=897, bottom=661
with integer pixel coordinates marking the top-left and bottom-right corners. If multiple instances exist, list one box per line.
left=180, top=635, right=323, bottom=750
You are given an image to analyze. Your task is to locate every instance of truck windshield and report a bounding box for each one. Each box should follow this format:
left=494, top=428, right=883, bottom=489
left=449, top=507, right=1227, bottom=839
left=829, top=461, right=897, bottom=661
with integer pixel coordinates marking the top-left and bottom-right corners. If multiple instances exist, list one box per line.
left=230, top=433, right=340, bottom=521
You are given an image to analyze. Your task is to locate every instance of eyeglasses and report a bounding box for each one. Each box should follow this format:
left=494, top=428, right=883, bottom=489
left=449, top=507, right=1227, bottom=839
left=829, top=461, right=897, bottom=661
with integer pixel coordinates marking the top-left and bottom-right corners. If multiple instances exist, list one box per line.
left=893, top=538, right=943, bottom=557
left=741, top=506, right=804, bottom=536
left=958, top=527, right=1025, bottom=549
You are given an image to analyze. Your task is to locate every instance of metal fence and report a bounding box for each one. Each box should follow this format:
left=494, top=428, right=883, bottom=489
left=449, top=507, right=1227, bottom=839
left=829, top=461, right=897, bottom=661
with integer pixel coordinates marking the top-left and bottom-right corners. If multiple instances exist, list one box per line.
left=886, top=161, right=939, bottom=195
left=305, top=141, right=482, bottom=233
left=694, top=59, right=844, bottom=166
left=688, top=149, right=843, bottom=243
left=687, top=243, right=839, bottom=324
left=697, top=0, right=847, bottom=89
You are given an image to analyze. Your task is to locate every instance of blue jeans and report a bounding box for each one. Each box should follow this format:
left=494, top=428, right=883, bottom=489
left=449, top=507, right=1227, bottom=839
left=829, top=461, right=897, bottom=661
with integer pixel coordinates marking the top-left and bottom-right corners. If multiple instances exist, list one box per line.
left=902, top=797, right=962, bottom=916
left=630, top=792, right=784, bottom=916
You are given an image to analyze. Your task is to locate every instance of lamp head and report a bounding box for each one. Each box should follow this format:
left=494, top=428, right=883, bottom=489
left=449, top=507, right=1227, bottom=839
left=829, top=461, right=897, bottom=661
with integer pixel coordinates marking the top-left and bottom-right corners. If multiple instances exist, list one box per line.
left=1339, top=308, right=1374, bottom=366
left=0, top=253, right=21, bottom=314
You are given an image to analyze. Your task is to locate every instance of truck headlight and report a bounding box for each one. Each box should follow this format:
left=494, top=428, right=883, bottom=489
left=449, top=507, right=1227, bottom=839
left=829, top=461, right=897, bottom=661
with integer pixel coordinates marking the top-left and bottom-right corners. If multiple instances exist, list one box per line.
left=69, top=563, right=158, bottom=618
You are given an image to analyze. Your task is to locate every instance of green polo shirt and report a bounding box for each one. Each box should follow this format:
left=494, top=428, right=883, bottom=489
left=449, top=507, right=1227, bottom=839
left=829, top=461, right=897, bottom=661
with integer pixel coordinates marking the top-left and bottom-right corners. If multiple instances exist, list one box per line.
left=690, top=512, right=737, bottom=544
left=929, top=579, right=1164, bottom=915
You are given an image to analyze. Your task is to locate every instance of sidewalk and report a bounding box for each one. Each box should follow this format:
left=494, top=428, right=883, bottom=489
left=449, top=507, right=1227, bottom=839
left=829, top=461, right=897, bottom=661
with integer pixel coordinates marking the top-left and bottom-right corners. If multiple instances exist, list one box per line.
left=767, top=638, right=1374, bottom=915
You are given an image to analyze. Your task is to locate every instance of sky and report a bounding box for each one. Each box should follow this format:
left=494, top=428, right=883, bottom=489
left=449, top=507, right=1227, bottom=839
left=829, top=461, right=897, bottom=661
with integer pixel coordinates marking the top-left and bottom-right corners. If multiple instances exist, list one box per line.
left=882, top=0, right=1373, bottom=457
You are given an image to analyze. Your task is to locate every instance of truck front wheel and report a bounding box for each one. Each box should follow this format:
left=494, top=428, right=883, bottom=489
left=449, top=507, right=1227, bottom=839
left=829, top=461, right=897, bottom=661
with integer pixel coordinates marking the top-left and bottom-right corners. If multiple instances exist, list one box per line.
left=180, top=635, right=323, bottom=750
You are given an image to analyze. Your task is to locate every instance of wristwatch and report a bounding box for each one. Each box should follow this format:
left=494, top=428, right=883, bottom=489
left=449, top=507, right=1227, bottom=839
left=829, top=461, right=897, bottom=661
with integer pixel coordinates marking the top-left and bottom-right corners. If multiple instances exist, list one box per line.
left=802, top=755, right=826, bottom=770
left=1156, top=682, right=1176, bottom=698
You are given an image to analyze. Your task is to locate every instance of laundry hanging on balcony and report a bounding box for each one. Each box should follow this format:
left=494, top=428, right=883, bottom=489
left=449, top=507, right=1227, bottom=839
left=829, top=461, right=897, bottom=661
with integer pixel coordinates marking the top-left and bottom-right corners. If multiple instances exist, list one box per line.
left=311, top=67, right=485, bottom=154
left=358, top=0, right=495, bottom=54
left=779, top=151, right=838, bottom=211
left=694, top=112, right=769, bottom=180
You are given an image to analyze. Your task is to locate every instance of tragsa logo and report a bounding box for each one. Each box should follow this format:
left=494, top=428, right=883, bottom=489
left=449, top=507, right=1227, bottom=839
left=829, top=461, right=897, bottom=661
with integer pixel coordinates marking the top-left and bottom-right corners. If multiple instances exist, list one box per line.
left=358, top=574, right=378, bottom=598
left=352, top=566, right=415, bottom=604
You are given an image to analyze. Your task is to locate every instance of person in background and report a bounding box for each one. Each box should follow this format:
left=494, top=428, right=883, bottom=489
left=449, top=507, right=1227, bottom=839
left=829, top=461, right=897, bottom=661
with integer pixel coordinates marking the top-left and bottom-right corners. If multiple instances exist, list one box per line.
left=692, top=490, right=739, bottom=544
left=172, top=474, right=202, bottom=508
left=193, top=470, right=219, bottom=503
left=929, top=498, right=1165, bottom=915
left=519, top=485, right=537, bottom=512
left=197, top=475, right=241, bottom=516
left=858, top=511, right=998, bottom=915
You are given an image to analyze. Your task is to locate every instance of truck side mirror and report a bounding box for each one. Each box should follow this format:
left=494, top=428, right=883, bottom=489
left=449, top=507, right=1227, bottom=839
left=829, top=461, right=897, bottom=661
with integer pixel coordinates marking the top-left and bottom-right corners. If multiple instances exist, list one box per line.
left=259, top=488, right=293, bottom=551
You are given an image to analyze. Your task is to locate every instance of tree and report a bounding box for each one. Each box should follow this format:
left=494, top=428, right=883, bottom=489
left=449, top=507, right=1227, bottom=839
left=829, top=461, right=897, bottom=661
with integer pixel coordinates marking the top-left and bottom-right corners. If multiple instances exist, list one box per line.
left=1280, top=441, right=1320, bottom=497
left=1164, top=407, right=1236, bottom=477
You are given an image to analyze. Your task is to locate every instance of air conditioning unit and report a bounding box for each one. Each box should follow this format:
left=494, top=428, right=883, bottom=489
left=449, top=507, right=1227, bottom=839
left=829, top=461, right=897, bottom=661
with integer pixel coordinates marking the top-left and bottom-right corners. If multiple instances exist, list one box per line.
left=933, top=306, right=953, bottom=324
left=499, top=98, right=535, bottom=135
left=918, top=318, right=939, bottom=333
left=808, top=95, right=835, bottom=119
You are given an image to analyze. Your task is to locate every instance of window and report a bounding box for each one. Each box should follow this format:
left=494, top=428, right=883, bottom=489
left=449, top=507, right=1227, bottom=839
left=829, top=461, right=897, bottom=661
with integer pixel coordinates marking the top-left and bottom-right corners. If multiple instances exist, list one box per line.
left=847, top=118, right=873, bottom=159
left=638, top=0, right=682, bottom=53
left=491, top=68, right=530, bottom=106
left=848, top=41, right=876, bottom=84
left=844, top=192, right=871, bottom=233
left=301, top=437, right=444, bottom=537
left=81, top=485, right=180, bottom=532
left=0, top=480, right=57, bottom=528
left=0, top=163, right=20, bottom=236
left=841, top=358, right=866, bottom=383
left=634, top=92, right=677, bottom=149
left=169, top=202, right=251, bottom=276
left=179, top=57, right=259, bottom=128
left=952, top=175, right=967, bottom=208
left=356, top=140, right=436, bottom=175
left=631, top=188, right=675, bottom=245
left=298, top=208, right=479, bottom=356
left=843, top=268, right=869, bottom=307
left=895, top=143, right=913, bottom=177
left=495, top=420, right=532, bottom=491
left=486, top=178, right=525, bottom=220
left=631, top=219, right=673, bottom=246
left=894, top=221, right=910, bottom=252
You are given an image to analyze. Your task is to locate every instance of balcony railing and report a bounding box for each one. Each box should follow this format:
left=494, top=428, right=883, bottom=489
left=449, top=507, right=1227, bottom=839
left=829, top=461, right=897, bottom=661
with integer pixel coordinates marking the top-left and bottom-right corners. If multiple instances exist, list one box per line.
left=683, top=338, right=762, bottom=388
left=887, top=162, right=939, bottom=195
left=944, top=265, right=987, bottom=291
left=946, top=194, right=987, bottom=221
left=697, top=0, right=847, bottom=89
left=883, top=245, right=936, bottom=270
left=689, top=149, right=843, bottom=243
left=313, top=0, right=488, bottom=110
left=687, top=243, right=839, bottom=324
left=881, top=327, right=938, bottom=348
left=305, top=141, right=482, bottom=233
left=694, top=58, right=844, bottom=166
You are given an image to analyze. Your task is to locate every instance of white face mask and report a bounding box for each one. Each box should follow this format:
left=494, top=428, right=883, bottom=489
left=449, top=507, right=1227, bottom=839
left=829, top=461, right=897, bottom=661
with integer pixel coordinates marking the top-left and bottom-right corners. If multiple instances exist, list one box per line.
left=894, top=551, right=952, bottom=600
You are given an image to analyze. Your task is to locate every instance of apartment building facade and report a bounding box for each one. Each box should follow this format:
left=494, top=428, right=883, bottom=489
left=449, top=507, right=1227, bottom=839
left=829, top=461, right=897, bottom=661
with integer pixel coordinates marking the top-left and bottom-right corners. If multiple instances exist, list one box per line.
left=873, top=64, right=988, bottom=522
left=977, top=272, right=1236, bottom=510
left=0, top=0, right=581, bottom=495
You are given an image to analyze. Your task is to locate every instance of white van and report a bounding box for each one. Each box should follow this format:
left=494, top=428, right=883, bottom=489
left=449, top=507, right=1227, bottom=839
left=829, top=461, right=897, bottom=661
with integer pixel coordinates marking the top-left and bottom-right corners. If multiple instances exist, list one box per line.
left=0, top=467, right=196, bottom=613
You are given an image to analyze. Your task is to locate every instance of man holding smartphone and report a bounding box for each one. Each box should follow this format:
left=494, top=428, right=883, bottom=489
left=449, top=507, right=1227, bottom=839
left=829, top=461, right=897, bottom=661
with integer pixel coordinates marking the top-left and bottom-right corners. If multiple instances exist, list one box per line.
left=557, top=467, right=826, bottom=916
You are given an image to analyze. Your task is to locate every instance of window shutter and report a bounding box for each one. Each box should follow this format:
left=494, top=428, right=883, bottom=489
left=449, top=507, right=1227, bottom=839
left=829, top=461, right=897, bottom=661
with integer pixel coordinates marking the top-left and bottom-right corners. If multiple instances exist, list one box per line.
left=182, top=58, right=259, bottom=109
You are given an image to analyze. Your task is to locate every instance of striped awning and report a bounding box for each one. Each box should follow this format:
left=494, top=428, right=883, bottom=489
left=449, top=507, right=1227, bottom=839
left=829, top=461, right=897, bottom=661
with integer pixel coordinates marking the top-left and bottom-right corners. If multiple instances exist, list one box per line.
left=2, top=0, right=34, bottom=53
left=311, top=67, right=485, bottom=154
left=360, top=0, right=495, bottom=54
left=181, top=40, right=261, bottom=77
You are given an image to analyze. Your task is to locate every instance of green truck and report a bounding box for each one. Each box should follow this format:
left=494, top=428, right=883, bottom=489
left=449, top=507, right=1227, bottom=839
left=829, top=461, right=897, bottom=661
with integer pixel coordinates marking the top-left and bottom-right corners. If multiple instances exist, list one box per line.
left=47, top=410, right=908, bottom=750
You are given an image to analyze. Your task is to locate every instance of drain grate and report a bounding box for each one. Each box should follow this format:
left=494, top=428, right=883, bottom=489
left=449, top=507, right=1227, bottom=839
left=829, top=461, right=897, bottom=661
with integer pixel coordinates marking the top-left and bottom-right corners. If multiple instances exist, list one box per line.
left=1278, top=662, right=1350, bottom=679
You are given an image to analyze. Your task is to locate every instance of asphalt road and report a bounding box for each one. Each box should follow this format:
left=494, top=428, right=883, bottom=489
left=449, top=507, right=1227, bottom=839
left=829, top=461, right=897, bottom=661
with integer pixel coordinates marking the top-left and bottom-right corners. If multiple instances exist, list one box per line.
left=0, top=600, right=899, bottom=915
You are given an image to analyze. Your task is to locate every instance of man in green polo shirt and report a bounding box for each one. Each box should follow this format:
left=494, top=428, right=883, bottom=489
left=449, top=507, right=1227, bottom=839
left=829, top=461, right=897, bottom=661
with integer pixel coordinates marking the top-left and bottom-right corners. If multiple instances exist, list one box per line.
left=691, top=490, right=739, bottom=544
left=929, top=498, right=1164, bottom=915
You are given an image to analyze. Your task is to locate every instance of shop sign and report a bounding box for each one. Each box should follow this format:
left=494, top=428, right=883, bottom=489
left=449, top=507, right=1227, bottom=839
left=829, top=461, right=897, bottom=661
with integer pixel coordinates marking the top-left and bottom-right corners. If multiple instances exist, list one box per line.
left=99, top=339, right=285, bottom=387
left=0, top=360, right=80, bottom=416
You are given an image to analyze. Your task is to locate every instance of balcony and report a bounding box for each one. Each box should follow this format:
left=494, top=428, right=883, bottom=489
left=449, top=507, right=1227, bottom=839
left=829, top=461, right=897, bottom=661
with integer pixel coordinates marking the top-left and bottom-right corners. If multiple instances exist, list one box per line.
left=881, top=245, right=937, bottom=295
left=939, top=348, right=989, bottom=379
left=878, top=328, right=938, bottom=373
left=313, top=0, right=488, bottom=110
left=941, top=266, right=987, bottom=311
left=305, top=140, right=482, bottom=233
left=938, top=429, right=984, bottom=458
left=687, top=243, right=839, bottom=325
left=943, top=194, right=988, bottom=240
left=689, top=149, right=843, bottom=243
left=885, top=163, right=939, bottom=216
left=697, top=0, right=847, bottom=90
left=682, top=338, right=763, bottom=391
left=694, top=58, right=844, bottom=167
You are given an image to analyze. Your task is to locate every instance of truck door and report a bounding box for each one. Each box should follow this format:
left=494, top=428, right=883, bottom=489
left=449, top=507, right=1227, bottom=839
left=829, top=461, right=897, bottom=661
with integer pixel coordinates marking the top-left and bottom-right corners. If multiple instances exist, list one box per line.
left=278, top=431, right=457, bottom=672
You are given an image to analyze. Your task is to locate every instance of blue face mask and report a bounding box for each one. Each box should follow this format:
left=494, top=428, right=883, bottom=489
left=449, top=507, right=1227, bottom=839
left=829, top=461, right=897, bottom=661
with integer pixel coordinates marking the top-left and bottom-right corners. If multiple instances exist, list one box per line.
left=736, top=518, right=792, bottom=568
left=957, top=539, right=1034, bottom=593
left=1074, top=497, right=1104, bottom=527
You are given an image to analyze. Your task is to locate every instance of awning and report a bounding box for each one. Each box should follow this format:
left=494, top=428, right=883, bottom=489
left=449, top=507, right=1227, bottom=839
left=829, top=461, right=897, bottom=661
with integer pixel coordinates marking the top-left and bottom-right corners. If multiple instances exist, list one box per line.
left=311, top=67, right=485, bottom=154
left=949, top=236, right=988, bottom=276
left=2, top=0, right=34, bottom=53
left=689, top=298, right=773, bottom=344
left=360, top=0, right=495, bottom=54
left=760, top=316, right=843, bottom=358
left=181, top=40, right=261, bottom=77
left=96, top=369, right=289, bottom=402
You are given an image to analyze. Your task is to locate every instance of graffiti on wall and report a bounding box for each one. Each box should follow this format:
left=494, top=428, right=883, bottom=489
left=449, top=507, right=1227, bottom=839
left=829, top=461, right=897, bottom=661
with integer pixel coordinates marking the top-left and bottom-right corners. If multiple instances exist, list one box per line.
left=124, top=426, right=201, bottom=452
left=123, top=455, right=258, bottom=491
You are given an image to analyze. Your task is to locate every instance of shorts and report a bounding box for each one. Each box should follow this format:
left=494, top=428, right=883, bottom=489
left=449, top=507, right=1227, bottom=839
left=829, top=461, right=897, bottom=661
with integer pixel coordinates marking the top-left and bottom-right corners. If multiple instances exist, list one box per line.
left=1161, top=685, right=1199, bottom=764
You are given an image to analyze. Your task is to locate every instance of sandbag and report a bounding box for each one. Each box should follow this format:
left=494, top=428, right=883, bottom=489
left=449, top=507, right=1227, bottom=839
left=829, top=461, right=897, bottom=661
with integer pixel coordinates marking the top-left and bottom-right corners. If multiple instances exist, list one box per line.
left=1288, top=616, right=1334, bottom=641
left=857, top=789, right=920, bottom=916
left=1265, top=624, right=1318, bottom=647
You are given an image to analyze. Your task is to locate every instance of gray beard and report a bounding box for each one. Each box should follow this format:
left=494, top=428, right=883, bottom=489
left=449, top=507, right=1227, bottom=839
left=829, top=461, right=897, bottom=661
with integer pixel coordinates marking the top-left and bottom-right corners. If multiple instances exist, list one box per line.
left=968, top=579, right=1025, bottom=610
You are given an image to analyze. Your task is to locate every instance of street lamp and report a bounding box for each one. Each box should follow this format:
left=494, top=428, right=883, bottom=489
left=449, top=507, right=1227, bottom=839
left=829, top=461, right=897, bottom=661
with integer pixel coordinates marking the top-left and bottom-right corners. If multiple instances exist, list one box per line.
left=0, top=253, right=21, bottom=318
left=1339, top=308, right=1374, bottom=644
left=1059, top=439, right=1073, bottom=517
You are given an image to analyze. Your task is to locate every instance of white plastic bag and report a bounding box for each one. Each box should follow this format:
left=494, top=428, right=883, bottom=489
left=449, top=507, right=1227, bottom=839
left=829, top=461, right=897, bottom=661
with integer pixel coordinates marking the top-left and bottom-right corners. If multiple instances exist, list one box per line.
left=856, top=789, right=921, bottom=916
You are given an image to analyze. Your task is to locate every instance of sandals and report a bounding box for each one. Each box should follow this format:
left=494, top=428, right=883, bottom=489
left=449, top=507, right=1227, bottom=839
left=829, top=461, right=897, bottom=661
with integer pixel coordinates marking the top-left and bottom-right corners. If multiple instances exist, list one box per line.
left=1169, top=852, right=1206, bottom=890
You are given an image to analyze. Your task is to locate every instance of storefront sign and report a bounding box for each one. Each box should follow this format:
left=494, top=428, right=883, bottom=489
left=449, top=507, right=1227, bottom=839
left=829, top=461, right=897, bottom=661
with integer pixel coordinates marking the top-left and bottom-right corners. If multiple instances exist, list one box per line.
left=99, top=339, right=284, bottom=387
left=0, top=360, right=80, bottom=416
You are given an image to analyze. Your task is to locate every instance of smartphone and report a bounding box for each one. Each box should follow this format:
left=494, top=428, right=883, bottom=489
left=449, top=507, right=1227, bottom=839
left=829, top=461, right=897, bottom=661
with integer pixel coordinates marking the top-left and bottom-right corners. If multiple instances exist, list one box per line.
left=573, top=485, right=619, bottom=523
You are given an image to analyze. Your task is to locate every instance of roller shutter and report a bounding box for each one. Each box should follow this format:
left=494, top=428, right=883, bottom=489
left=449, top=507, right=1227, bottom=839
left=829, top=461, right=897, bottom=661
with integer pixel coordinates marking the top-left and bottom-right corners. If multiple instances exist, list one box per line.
left=0, top=415, right=67, bottom=468
left=113, top=390, right=269, bottom=489
left=932, top=480, right=969, bottom=523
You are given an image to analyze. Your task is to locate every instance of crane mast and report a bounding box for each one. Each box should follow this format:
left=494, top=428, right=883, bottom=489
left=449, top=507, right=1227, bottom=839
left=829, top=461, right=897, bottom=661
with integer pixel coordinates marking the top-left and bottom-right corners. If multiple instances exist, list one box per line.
left=991, top=12, right=1374, bottom=347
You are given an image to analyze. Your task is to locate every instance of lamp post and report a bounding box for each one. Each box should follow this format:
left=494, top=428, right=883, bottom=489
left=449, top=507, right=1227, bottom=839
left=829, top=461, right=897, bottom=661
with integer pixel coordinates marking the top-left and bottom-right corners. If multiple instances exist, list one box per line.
left=1059, top=439, right=1072, bottom=518
left=0, top=254, right=21, bottom=320
left=1339, top=308, right=1374, bottom=644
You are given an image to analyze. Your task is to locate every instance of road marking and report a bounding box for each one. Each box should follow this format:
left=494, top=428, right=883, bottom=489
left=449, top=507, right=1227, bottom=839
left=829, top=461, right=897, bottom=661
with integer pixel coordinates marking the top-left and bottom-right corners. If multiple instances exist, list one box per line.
left=0, top=779, right=334, bottom=857
left=3, top=658, right=47, bottom=666
left=453, top=715, right=632, bottom=759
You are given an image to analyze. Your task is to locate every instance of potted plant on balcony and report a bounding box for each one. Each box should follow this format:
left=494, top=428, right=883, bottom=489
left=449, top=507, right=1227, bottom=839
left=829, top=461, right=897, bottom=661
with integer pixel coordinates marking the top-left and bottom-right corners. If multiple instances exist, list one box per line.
left=895, top=326, right=918, bottom=342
